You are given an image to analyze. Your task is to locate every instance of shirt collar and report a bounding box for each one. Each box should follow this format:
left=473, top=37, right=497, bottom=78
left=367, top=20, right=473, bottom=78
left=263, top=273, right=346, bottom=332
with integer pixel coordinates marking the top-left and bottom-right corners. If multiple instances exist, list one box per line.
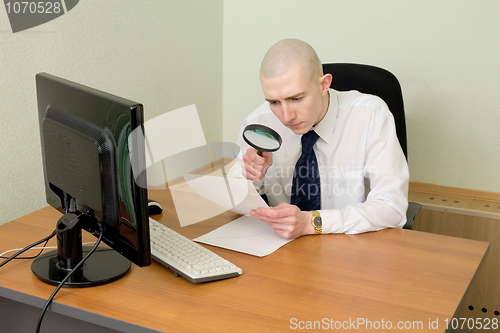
left=312, top=89, right=338, bottom=144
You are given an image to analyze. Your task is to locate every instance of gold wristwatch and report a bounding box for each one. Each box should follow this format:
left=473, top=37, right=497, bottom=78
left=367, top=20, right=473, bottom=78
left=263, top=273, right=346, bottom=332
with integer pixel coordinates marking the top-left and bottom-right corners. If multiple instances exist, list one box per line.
left=311, top=211, right=322, bottom=235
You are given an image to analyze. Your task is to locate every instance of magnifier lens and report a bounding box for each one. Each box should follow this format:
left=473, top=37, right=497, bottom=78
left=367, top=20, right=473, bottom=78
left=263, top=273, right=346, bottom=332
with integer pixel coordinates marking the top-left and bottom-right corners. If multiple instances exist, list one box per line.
left=244, top=129, right=280, bottom=150
left=242, top=124, right=282, bottom=155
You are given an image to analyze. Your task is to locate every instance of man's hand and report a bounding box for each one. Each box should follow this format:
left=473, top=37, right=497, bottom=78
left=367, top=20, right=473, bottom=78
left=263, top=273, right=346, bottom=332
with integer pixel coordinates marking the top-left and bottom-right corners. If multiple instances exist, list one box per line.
left=250, top=202, right=315, bottom=239
left=242, top=148, right=273, bottom=181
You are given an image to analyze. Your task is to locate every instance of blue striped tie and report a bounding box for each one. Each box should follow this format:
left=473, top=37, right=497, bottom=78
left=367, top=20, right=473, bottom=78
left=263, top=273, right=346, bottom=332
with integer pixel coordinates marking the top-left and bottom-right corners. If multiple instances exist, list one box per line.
left=290, top=130, right=321, bottom=211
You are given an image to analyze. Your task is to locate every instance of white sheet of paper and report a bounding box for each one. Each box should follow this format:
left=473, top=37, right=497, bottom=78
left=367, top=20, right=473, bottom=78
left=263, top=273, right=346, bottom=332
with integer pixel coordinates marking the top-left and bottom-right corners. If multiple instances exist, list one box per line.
left=194, top=215, right=293, bottom=257
left=182, top=174, right=269, bottom=215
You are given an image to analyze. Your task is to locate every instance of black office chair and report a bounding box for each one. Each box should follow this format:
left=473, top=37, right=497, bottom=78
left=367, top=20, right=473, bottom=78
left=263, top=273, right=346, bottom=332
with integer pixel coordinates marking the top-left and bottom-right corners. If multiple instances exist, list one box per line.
left=322, top=63, right=421, bottom=230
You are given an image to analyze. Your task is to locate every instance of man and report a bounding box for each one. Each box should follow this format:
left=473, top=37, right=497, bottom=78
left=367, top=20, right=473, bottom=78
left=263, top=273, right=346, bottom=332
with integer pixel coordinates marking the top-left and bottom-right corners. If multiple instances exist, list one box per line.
left=228, top=38, right=409, bottom=239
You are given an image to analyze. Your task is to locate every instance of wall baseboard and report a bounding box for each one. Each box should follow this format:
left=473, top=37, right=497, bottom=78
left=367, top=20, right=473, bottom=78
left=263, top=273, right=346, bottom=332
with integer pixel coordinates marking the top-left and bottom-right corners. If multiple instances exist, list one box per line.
left=409, top=182, right=500, bottom=203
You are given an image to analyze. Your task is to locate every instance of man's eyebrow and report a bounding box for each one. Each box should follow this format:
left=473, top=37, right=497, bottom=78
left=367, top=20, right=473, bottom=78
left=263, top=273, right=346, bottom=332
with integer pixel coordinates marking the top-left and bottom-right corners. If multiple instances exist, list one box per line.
left=285, top=92, right=306, bottom=100
left=265, top=92, right=306, bottom=103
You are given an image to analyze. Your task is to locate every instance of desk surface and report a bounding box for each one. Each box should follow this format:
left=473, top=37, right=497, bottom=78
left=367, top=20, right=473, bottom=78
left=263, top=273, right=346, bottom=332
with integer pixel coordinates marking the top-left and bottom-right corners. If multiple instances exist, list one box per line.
left=0, top=189, right=489, bottom=332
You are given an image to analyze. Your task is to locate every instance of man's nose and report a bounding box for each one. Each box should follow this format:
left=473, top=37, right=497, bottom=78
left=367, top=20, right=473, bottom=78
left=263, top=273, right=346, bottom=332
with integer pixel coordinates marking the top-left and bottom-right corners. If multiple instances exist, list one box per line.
left=282, top=102, right=295, bottom=122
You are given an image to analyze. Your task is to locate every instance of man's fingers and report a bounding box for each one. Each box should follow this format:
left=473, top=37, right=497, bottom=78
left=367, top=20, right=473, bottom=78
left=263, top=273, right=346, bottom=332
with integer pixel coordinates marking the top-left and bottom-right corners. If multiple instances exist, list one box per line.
left=242, top=163, right=260, bottom=180
left=256, top=205, right=296, bottom=218
left=272, top=202, right=291, bottom=209
left=252, top=207, right=297, bottom=223
left=242, top=148, right=270, bottom=180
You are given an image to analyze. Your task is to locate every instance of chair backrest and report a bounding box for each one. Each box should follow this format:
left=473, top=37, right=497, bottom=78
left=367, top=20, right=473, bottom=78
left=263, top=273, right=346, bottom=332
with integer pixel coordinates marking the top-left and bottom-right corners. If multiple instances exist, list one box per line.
left=322, top=63, right=408, bottom=160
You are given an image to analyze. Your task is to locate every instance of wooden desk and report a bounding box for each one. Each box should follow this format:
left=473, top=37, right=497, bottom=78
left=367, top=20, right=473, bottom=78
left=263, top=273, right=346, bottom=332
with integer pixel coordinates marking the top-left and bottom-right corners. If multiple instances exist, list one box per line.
left=0, top=193, right=489, bottom=332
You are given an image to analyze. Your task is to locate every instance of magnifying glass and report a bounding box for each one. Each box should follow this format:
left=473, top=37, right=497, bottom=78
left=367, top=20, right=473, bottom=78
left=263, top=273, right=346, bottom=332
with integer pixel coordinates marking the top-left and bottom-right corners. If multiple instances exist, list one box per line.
left=242, top=124, right=282, bottom=156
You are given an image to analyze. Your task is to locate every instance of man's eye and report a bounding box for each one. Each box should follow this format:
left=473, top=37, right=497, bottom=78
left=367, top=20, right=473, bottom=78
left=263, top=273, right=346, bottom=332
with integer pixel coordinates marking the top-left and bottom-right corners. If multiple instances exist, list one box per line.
left=292, top=97, right=302, bottom=102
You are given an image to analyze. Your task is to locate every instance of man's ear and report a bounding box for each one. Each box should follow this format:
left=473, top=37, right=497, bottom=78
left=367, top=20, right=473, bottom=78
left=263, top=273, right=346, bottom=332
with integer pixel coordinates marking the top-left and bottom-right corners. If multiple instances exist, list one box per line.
left=320, top=73, right=332, bottom=94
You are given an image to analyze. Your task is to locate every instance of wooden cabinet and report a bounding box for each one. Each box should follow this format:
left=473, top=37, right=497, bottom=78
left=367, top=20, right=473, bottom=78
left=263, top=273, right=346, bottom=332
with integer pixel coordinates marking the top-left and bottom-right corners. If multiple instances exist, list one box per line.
left=410, top=191, right=500, bottom=332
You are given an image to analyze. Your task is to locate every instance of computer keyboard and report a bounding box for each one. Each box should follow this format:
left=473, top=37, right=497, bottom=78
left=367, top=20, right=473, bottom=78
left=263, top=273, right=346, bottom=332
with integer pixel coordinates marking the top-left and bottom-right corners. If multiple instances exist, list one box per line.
left=149, top=218, right=242, bottom=283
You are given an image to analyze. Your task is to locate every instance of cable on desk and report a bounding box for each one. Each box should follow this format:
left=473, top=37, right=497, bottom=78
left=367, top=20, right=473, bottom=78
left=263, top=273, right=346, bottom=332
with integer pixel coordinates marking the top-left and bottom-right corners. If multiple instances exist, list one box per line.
left=35, top=224, right=105, bottom=333
left=0, top=242, right=98, bottom=259
left=0, top=229, right=57, bottom=268
left=0, top=239, right=53, bottom=260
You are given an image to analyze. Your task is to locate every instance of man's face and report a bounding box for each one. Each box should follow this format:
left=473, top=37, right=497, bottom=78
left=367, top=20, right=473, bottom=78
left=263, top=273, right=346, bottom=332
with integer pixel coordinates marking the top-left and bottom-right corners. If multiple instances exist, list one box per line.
left=260, top=63, right=329, bottom=135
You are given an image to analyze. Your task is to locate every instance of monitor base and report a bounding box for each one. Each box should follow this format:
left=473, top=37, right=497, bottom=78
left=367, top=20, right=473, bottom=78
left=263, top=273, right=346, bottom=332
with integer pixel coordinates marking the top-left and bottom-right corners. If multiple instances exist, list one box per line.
left=31, top=246, right=131, bottom=288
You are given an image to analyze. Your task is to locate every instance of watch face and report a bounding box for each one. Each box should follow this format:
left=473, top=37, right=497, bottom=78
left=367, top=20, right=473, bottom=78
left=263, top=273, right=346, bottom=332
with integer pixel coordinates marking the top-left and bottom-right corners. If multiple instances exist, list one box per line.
left=313, top=217, right=322, bottom=227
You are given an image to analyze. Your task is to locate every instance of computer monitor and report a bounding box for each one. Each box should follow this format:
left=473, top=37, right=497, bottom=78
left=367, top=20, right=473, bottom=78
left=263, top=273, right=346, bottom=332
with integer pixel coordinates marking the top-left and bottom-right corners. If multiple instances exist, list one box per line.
left=32, top=73, right=151, bottom=287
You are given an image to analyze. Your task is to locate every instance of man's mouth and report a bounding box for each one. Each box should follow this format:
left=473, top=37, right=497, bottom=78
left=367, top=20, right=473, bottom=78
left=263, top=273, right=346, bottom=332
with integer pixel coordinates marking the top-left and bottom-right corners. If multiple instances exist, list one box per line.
left=287, top=122, right=302, bottom=129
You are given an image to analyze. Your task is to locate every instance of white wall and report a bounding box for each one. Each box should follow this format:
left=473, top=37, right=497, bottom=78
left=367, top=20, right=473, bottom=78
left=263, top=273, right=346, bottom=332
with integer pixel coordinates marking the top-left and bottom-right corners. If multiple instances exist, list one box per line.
left=3, top=1, right=500, bottom=225
left=223, top=0, right=500, bottom=193
left=0, top=0, right=223, bottom=225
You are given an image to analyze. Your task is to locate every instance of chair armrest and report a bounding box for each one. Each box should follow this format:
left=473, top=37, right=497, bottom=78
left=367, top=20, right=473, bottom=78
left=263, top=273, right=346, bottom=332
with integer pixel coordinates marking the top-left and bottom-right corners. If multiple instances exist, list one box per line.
left=404, top=202, right=422, bottom=230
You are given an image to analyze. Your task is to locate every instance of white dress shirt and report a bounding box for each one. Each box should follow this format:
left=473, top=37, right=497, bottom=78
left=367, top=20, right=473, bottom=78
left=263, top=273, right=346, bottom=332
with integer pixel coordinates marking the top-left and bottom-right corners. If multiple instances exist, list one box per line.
left=228, top=89, right=409, bottom=234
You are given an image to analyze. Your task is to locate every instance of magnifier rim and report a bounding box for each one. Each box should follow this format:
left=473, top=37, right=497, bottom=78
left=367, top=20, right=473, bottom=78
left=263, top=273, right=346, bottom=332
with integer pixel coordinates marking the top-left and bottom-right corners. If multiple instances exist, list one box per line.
left=243, top=124, right=282, bottom=152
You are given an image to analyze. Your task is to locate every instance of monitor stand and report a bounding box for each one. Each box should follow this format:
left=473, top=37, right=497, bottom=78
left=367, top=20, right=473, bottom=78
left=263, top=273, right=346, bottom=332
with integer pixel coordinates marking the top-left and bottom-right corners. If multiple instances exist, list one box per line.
left=31, top=213, right=131, bottom=288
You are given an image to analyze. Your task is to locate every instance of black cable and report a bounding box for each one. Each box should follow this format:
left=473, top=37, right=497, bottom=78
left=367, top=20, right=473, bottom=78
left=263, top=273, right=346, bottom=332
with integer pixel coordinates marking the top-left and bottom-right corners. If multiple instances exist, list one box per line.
left=0, top=237, right=52, bottom=260
left=0, top=230, right=57, bottom=268
left=35, top=224, right=105, bottom=333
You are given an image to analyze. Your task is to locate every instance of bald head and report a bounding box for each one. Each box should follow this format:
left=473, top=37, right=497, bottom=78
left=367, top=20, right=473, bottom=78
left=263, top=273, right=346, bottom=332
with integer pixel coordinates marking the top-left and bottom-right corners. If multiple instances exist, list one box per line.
left=260, top=39, right=323, bottom=82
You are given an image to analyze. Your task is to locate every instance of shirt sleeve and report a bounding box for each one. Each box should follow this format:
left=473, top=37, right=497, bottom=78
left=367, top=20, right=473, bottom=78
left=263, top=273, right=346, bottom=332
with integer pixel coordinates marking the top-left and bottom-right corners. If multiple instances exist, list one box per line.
left=321, top=109, right=409, bottom=234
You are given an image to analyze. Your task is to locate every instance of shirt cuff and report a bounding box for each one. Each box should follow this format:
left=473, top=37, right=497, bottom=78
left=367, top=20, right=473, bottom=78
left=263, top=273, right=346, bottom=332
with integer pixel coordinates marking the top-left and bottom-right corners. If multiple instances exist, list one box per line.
left=318, top=209, right=343, bottom=234
left=253, top=179, right=265, bottom=195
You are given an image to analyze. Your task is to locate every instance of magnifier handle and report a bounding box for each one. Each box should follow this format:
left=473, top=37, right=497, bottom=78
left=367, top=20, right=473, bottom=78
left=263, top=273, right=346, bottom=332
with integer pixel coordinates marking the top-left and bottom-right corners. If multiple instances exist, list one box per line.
left=257, top=150, right=263, bottom=156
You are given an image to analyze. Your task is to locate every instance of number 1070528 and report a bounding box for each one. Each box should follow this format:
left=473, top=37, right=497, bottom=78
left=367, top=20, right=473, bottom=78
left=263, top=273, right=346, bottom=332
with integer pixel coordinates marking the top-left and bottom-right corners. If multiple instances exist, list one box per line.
left=445, top=317, right=498, bottom=330
left=5, top=2, right=62, bottom=14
